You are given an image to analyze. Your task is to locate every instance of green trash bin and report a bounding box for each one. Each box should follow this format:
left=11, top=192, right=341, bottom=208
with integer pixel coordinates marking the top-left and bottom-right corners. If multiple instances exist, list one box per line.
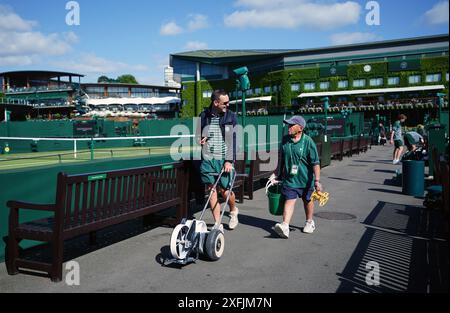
left=267, top=184, right=285, bottom=216
left=402, top=160, right=424, bottom=197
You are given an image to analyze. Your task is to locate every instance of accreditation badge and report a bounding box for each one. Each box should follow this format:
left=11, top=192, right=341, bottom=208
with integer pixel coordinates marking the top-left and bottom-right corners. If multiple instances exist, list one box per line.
left=290, top=165, right=299, bottom=175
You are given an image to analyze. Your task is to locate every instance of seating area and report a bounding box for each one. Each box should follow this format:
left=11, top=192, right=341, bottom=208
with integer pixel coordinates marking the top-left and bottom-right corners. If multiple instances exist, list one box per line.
left=424, top=147, right=449, bottom=226
left=330, top=135, right=371, bottom=161
left=6, top=162, right=189, bottom=282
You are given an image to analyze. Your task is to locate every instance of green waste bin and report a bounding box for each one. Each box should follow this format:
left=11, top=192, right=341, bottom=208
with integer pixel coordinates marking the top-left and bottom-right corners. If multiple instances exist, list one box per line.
left=267, top=184, right=285, bottom=216
left=402, top=160, right=424, bottom=197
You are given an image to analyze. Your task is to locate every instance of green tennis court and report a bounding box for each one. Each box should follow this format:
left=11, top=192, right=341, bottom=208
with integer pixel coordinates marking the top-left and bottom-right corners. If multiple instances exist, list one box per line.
left=0, top=145, right=197, bottom=171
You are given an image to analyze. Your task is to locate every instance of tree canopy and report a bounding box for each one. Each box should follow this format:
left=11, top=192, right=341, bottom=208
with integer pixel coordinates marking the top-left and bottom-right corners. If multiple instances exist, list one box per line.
left=97, top=74, right=139, bottom=84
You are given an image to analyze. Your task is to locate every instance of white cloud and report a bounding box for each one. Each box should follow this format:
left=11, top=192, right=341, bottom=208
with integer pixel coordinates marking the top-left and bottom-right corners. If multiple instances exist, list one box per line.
left=160, top=14, right=209, bottom=36
left=187, top=14, right=209, bottom=31
left=0, top=31, right=72, bottom=57
left=160, top=22, right=184, bottom=36
left=0, top=5, right=77, bottom=67
left=330, top=32, right=382, bottom=45
left=64, top=31, right=79, bottom=44
left=0, top=5, right=37, bottom=31
left=0, top=55, right=35, bottom=67
left=184, top=41, right=209, bottom=50
left=423, top=1, right=449, bottom=25
left=224, top=0, right=361, bottom=30
left=234, top=0, right=304, bottom=9
left=51, top=53, right=149, bottom=74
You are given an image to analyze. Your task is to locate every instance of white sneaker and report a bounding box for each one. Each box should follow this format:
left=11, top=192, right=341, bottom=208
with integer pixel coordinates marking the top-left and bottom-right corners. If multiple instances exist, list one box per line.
left=274, top=222, right=289, bottom=239
left=393, top=159, right=399, bottom=165
left=229, top=207, right=239, bottom=230
left=303, top=220, right=316, bottom=234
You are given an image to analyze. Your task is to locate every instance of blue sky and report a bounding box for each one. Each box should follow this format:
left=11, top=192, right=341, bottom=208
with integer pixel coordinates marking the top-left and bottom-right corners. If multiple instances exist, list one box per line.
left=0, top=0, right=448, bottom=85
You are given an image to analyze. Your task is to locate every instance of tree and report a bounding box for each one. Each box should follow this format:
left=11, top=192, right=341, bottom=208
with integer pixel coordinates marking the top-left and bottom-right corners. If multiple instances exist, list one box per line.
left=98, top=76, right=113, bottom=83
left=116, top=74, right=139, bottom=84
left=97, top=74, right=139, bottom=84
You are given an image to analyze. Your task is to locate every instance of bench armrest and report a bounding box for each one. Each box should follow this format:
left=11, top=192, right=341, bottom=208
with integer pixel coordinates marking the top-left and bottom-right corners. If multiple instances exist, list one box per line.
left=7, top=201, right=56, bottom=212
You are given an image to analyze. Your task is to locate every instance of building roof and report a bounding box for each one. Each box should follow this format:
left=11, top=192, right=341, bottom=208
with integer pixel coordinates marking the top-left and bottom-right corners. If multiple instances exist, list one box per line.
left=298, top=85, right=446, bottom=98
left=171, top=34, right=449, bottom=63
left=86, top=97, right=180, bottom=106
left=0, top=70, right=84, bottom=79
left=82, top=82, right=180, bottom=90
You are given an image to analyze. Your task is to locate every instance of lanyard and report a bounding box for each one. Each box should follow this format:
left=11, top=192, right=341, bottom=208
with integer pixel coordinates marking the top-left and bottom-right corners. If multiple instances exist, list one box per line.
left=288, top=135, right=305, bottom=167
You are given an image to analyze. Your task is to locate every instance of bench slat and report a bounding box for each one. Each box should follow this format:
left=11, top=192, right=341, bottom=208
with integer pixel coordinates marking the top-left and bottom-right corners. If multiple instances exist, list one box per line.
left=65, top=184, right=73, bottom=228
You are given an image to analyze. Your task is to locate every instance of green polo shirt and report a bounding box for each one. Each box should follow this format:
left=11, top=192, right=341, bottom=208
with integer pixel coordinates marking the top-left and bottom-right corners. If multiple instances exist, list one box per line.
left=281, top=134, right=320, bottom=189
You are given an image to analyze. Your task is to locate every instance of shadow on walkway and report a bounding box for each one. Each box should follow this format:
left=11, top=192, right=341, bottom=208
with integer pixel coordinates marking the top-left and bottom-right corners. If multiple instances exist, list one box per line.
left=336, top=201, right=448, bottom=293
left=368, top=188, right=404, bottom=195
left=4, top=213, right=174, bottom=279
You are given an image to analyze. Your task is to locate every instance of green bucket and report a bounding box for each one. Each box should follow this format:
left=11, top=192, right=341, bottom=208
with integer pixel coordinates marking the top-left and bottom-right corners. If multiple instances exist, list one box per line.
left=267, top=184, right=285, bottom=216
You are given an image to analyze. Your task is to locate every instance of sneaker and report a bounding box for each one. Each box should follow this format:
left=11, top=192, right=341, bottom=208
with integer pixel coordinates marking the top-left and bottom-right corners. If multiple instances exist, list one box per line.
left=274, top=222, right=289, bottom=239
left=229, top=207, right=239, bottom=230
left=303, top=220, right=316, bottom=234
left=393, top=159, right=400, bottom=165
left=213, top=223, right=224, bottom=233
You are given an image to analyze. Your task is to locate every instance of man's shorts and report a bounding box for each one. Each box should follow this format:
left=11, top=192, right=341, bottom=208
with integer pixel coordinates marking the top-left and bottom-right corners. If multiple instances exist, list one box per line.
left=394, top=139, right=404, bottom=149
left=281, top=184, right=314, bottom=201
left=200, top=159, right=234, bottom=190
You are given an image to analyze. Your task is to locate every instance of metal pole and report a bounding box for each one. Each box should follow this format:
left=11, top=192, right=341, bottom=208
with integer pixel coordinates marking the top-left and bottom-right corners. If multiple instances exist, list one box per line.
left=74, top=139, right=77, bottom=159
left=437, top=93, right=445, bottom=124
left=322, top=97, right=329, bottom=142
left=242, top=91, right=246, bottom=130
left=90, top=137, right=94, bottom=160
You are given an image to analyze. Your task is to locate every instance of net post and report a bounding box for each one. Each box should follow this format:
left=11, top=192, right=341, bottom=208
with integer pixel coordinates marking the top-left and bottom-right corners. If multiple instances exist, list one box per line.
left=90, top=138, right=94, bottom=160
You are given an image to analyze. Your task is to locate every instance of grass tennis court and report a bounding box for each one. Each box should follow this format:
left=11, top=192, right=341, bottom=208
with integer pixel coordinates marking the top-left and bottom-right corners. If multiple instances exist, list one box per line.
left=0, top=146, right=196, bottom=171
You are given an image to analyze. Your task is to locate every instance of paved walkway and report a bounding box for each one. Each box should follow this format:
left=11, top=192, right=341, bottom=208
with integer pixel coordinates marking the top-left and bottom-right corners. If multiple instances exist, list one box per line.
left=0, top=145, right=448, bottom=293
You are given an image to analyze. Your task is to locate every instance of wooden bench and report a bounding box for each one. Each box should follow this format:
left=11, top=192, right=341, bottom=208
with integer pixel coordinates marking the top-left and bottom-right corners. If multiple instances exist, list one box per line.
left=359, top=136, right=370, bottom=153
left=342, top=137, right=353, bottom=157
left=440, top=161, right=449, bottom=222
left=6, top=161, right=189, bottom=282
left=233, top=155, right=247, bottom=203
left=331, top=139, right=343, bottom=161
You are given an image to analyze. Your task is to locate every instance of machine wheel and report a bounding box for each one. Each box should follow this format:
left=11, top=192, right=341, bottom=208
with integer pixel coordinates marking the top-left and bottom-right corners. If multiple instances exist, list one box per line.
left=205, top=229, right=225, bottom=261
left=170, top=224, right=190, bottom=259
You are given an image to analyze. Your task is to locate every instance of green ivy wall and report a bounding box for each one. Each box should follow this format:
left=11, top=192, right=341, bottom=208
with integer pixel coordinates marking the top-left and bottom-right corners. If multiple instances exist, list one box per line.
left=181, top=56, right=449, bottom=118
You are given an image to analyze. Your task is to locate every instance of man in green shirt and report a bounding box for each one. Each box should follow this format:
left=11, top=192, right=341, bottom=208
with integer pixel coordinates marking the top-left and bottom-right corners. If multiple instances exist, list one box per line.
left=273, top=116, right=323, bottom=238
left=390, top=114, right=407, bottom=165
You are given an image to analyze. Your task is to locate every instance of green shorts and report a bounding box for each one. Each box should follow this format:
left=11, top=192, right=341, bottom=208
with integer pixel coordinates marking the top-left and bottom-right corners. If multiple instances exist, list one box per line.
left=200, top=159, right=234, bottom=190
left=394, top=139, right=404, bottom=149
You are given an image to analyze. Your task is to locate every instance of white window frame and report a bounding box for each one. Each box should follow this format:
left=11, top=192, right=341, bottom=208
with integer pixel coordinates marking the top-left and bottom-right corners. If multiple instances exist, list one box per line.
left=369, top=78, right=383, bottom=87
left=426, top=73, right=442, bottom=83
left=320, top=82, right=330, bottom=90
left=291, top=83, right=300, bottom=92
left=304, top=82, right=316, bottom=91
left=353, top=79, right=366, bottom=88
left=338, top=80, right=348, bottom=88
left=408, top=75, right=421, bottom=84
left=388, top=77, right=400, bottom=86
